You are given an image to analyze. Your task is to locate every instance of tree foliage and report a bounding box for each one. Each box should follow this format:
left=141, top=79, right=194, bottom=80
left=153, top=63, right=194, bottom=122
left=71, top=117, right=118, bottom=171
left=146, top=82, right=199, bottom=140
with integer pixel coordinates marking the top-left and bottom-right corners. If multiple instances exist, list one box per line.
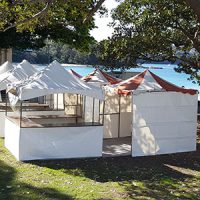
left=0, top=0, right=106, bottom=32
left=99, top=0, right=200, bottom=84
left=185, top=0, right=200, bottom=21
left=0, top=0, right=106, bottom=51
left=13, top=40, right=100, bottom=65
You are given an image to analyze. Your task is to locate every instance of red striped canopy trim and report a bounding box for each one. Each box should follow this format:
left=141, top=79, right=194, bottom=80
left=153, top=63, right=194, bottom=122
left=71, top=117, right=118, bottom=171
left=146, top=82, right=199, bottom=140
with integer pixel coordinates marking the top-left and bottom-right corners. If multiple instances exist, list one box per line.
left=115, top=70, right=147, bottom=95
left=82, top=69, right=97, bottom=82
left=82, top=69, right=122, bottom=84
left=69, top=69, right=82, bottom=78
left=115, top=70, right=197, bottom=96
left=149, top=71, right=197, bottom=95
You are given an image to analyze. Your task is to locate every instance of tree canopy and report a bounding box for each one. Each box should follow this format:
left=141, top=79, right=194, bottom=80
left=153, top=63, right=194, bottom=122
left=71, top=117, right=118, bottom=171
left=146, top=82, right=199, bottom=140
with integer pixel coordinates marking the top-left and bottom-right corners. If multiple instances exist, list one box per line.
left=0, top=0, right=106, bottom=50
left=185, top=0, right=200, bottom=21
left=13, top=41, right=100, bottom=65
left=99, top=0, right=200, bottom=84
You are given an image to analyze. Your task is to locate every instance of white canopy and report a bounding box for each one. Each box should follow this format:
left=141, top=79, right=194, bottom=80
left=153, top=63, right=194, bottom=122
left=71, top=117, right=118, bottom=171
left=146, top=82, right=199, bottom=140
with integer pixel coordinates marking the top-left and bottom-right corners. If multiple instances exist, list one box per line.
left=0, top=60, right=38, bottom=91
left=8, top=60, right=104, bottom=104
left=82, top=69, right=121, bottom=86
left=108, top=70, right=197, bottom=96
left=0, top=61, right=14, bottom=75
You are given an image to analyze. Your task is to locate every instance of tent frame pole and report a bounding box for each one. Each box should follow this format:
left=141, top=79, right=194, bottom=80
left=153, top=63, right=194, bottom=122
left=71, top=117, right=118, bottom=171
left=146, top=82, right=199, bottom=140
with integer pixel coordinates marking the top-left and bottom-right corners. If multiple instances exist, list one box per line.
left=5, top=93, right=8, bottom=116
left=131, top=92, right=133, bottom=157
left=98, top=100, right=100, bottom=123
left=76, top=94, right=78, bottom=124
left=81, top=95, right=83, bottom=117
left=118, top=94, right=121, bottom=138
left=57, top=93, right=59, bottom=111
left=92, top=98, right=95, bottom=124
left=63, top=93, right=65, bottom=110
left=20, top=101, right=23, bottom=128
left=102, top=101, right=105, bottom=125
left=83, top=96, right=86, bottom=120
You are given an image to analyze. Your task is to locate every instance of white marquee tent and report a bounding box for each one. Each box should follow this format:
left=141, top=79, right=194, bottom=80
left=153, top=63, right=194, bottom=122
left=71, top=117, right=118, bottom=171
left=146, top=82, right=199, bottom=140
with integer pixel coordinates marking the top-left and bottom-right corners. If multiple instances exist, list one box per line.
left=0, top=61, right=14, bottom=75
left=5, top=60, right=105, bottom=161
left=0, top=60, right=38, bottom=137
left=111, top=70, right=198, bottom=157
left=0, top=60, right=38, bottom=91
left=82, top=68, right=121, bottom=86
left=68, top=69, right=83, bottom=78
left=81, top=69, right=125, bottom=138
left=8, top=60, right=104, bottom=103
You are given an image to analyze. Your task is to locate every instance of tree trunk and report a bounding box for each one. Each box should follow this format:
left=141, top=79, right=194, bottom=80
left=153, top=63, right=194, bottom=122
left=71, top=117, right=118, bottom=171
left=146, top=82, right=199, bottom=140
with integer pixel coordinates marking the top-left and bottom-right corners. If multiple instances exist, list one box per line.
left=185, top=0, right=200, bottom=21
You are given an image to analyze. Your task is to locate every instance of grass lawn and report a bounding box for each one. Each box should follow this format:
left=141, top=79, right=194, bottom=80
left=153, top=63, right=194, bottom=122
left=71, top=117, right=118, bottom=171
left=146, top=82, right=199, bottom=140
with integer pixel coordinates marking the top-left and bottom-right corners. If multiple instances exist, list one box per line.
left=0, top=120, right=200, bottom=200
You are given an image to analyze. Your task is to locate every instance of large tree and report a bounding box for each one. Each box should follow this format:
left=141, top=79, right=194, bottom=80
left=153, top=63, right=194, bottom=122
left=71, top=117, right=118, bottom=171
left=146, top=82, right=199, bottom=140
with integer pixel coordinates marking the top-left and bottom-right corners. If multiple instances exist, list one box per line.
left=185, top=0, right=200, bottom=21
left=0, top=0, right=106, bottom=32
left=0, top=0, right=106, bottom=51
left=99, top=0, right=200, bottom=84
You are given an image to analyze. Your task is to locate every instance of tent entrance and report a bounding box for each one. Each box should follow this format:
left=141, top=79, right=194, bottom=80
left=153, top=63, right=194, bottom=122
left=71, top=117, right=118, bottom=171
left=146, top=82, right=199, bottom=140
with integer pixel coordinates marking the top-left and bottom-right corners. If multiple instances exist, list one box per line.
left=102, top=93, right=132, bottom=139
left=102, top=137, right=131, bottom=157
left=101, top=93, right=132, bottom=157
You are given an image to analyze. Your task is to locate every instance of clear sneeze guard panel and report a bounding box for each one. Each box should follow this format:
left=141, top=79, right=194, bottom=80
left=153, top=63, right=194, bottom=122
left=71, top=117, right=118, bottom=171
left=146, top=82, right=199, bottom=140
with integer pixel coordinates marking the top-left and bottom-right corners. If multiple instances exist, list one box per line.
left=6, top=93, right=103, bottom=128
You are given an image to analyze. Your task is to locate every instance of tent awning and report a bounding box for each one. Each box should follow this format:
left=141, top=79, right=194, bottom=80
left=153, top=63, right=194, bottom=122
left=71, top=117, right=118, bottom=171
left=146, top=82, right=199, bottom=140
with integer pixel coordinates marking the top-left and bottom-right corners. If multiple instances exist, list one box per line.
left=7, top=61, right=104, bottom=105
left=68, top=69, right=82, bottom=78
left=0, top=60, right=38, bottom=91
left=82, top=69, right=121, bottom=85
left=111, top=70, right=197, bottom=95
left=0, top=61, right=14, bottom=75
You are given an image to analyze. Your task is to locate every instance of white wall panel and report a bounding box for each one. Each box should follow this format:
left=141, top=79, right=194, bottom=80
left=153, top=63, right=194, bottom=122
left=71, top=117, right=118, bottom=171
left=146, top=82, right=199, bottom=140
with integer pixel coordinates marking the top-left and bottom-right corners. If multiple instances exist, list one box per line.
left=103, top=115, right=119, bottom=138
left=4, top=118, right=21, bottom=160
left=132, top=136, right=196, bottom=157
left=133, top=106, right=197, bottom=124
left=132, top=92, right=198, bottom=157
left=119, top=112, right=132, bottom=137
left=133, top=92, right=198, bottom=107
left=0, top=112, right=5, bottom=137
left=4, top=119, right=103, bottom=161
left=155, top=137, right=196, bottom=155
left=133, top=122, right=197, bottom=139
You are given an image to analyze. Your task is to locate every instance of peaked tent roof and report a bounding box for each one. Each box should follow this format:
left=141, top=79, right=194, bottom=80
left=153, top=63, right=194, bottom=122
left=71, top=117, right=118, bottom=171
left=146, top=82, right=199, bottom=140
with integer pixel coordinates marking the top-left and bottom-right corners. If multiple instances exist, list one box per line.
left=113, top=70, right=197, bottom=95
left=8, top=61, right=104, bottom=104
left=82, top=69, right=121, bottom=85
left=68, top=69, right=82, bottom=78
left=0, top=61, right=14, bottom=75
left=0, top=60, right=38, bottom=91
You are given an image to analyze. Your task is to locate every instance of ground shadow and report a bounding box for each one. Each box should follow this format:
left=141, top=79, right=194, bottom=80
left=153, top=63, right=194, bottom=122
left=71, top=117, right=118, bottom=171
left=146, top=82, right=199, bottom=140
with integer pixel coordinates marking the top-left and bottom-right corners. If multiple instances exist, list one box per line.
left=0, top=160, right=74, bottom=200
left=0, top=160, right=16, bottom=199
left=28, top=123, right=200, bottom=199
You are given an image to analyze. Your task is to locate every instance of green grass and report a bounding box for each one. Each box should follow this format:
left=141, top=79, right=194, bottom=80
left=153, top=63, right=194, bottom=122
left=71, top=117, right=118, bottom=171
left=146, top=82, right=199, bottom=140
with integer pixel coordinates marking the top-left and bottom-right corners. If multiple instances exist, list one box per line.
left=0, top=122, right=200, bottom=200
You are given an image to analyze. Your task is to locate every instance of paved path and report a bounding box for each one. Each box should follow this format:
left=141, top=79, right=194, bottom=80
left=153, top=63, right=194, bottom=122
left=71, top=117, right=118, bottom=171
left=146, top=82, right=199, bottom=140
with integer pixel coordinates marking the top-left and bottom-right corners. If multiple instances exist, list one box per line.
left=103, top=137, right=131, bottom=157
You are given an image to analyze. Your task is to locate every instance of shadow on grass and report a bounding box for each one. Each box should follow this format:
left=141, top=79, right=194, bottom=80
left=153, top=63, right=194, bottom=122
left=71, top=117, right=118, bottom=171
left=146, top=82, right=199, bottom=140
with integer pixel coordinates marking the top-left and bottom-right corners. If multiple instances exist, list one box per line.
left=28, top=142, right=200, bottom=199
left=0, top=160, right=74, bottom=200
left=0, top=160, right=16, bottom=199
left=30, top=154, right=195, bottom=182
